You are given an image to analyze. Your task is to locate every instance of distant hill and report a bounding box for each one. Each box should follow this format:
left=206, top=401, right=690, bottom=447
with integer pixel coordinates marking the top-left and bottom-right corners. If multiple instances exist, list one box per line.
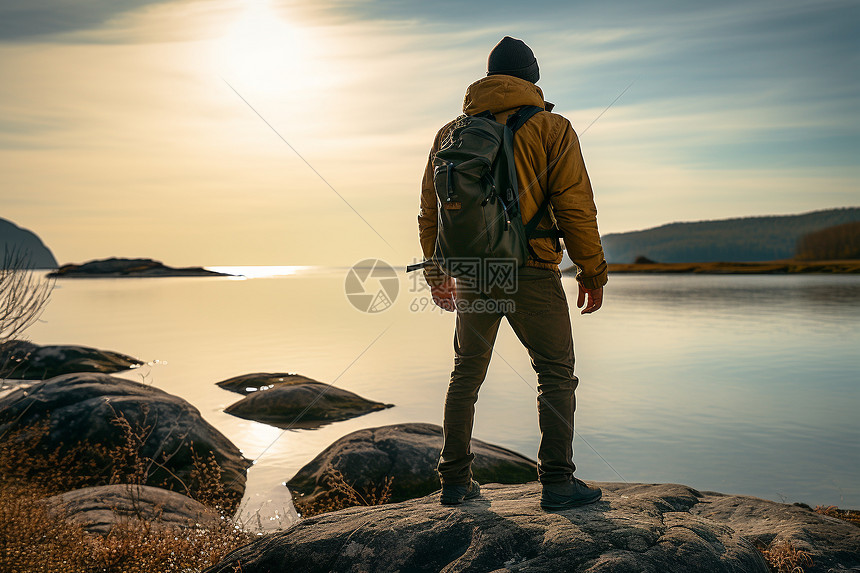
left=0, top=217, right=58, bottom=269
left=601, top=208, right=860, bottom=263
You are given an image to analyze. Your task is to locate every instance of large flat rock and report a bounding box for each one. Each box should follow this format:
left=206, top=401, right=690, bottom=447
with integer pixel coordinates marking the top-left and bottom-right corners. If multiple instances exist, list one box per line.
left=0, top=372, right=250, bottom=511
left=206, top=482, right=860, bottom=573
left=287, top=423, right=537, bottom=507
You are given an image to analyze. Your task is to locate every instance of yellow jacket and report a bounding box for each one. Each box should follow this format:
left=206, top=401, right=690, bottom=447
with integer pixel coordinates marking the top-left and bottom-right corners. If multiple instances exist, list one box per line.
left=418, top=75, right=608, bottom=290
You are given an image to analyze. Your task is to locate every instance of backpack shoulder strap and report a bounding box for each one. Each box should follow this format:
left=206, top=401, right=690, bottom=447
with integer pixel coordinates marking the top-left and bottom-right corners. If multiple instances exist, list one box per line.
left=506, top=105, right=543, bottom=133
left=508, top=105, right=564, bottom=262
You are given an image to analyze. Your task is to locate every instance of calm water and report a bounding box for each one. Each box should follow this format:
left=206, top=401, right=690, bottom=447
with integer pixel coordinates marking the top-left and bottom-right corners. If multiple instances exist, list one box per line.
left=22, top=268, right=860, bottom=525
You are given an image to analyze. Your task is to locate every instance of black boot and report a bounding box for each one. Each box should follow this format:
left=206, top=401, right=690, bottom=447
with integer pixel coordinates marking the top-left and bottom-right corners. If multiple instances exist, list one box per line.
left=440, top=479, right=481, bottom=505
left=540, top=477, right=601, bottom=510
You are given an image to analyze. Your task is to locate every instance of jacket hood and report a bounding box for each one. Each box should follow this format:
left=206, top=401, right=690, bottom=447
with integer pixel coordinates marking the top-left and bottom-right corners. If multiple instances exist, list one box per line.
left=463, top=75, right=547, bottom=116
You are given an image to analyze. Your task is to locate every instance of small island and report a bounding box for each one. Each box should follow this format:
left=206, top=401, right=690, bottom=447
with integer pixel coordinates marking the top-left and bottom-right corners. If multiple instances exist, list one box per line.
left=47, top=257, right=233, bottom=278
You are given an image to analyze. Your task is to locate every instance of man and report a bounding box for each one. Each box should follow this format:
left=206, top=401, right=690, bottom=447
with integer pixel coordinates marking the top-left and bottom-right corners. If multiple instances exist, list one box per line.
left=417, top=36, right=608, bottom=510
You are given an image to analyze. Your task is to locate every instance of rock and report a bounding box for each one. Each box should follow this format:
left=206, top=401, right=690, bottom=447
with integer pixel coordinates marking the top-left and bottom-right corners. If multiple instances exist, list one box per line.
left=634, top=255, right=657, bottom=264
left=286, top=423, right=537, bottom=506
left=202, top=483, right=738, bottom=572
left=690, top=490, right=860, bottom=572
left=46, top=484, right=220, bottom=535
left=47, top=257, right=231, bottom=278
left=216, top=372, right=321, bottom=395
left=0, top=373, right=250, bottom=511
left=204, top=482, right=860, bottom=573
left=224, top=381, right=393, bottom=429
left=0, top=217, right=57, bottom=268
left=0, top=340, right=143, bottom=380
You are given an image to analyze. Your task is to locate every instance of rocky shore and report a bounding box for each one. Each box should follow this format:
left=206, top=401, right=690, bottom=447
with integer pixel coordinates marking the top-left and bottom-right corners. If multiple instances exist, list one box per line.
left=3, top=348, right=857, bottom=572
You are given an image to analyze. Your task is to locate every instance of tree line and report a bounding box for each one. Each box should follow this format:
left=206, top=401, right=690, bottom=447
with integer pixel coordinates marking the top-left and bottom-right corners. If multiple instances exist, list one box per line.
left=795, top=221, right=860, bottom=260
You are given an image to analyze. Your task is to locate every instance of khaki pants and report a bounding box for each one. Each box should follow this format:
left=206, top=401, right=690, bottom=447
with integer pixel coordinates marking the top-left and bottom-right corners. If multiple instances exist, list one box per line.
left=437, top=266, right=578, bottom=486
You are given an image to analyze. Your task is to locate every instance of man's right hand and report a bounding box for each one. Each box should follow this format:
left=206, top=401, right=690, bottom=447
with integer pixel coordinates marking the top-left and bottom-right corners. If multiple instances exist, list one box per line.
left=577, top=284, right=603, bottom=314
left=431, top=277, right=456, bottom=312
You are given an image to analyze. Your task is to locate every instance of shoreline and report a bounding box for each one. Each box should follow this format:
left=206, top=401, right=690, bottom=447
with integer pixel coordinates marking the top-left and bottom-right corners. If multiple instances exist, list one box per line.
left=597, top=259, right=860, bottom=274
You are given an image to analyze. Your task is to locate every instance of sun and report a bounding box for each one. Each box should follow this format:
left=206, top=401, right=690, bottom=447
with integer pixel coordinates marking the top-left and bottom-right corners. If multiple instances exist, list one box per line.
left=213, top=0, right=312, bottom=93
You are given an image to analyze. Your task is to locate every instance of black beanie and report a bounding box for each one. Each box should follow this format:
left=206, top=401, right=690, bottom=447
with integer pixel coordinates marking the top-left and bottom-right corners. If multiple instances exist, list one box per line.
left=487, top=36, right=539, bottom=84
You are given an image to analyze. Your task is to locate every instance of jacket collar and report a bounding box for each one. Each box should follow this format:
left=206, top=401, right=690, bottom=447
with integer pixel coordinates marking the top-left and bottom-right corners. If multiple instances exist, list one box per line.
left=463, top=75, right=550, bottom=116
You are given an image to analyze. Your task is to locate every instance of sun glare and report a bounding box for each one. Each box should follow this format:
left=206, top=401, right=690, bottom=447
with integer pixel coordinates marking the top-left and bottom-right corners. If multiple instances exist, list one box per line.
left=214, top=0, right=312, bottom=93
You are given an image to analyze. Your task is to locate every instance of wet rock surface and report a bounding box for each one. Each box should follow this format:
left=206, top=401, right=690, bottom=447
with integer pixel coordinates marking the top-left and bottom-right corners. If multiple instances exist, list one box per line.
left=206, top=482, right=860, bottom=573
left=0, top=372, right=250, bottom=511
left=224, top=381, right=392, bottom=429
left=47, top=484, right=220, bottom=535
left=287, top=423, right=537, bottom=506
left=0, top=340, right=142, bottom=380
left=216, top=372, right=321, bottom=394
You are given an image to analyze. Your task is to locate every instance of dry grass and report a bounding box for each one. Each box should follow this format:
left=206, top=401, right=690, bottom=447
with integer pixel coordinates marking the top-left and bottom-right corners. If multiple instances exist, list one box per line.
left=0, top=417, right=253, bottom=573
left=814, top=505, right=860, bottom=527
left=294, top=469, right=394, bottom=518
left=757, top=540, right=814, bottom=573
left=0, top=410, right=236, bottom=511
left=0, top=484, right=252, bottom=573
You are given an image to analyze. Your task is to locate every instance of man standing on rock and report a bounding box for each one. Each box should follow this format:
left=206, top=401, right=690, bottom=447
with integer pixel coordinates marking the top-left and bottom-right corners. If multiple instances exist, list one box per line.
left=417, top=36, right=608, bottom=510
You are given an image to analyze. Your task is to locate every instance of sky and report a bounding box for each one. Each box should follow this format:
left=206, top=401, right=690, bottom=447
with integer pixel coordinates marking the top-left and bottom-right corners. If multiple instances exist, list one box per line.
left=1, top=0, right=858, bottom=267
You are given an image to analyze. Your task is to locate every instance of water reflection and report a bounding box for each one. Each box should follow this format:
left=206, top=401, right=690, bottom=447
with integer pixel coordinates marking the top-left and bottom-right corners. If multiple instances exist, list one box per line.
left=610, top=275, right=860, bottom=312
left=24, top=270, right=860, bottom=516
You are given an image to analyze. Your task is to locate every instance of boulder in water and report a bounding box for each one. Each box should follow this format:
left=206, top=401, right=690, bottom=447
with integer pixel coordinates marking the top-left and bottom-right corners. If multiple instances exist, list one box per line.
left=216, top=372, right=320, bottom=395
left=224, top=381, right=393, bottom=429
left=0, top=340, right=142, bottom=380
left=286, top=423, right=537, bottom=507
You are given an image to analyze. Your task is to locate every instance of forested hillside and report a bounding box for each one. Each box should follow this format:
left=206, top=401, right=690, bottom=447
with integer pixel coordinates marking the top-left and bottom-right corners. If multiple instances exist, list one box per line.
left=601, top=208, right=860, bottom=263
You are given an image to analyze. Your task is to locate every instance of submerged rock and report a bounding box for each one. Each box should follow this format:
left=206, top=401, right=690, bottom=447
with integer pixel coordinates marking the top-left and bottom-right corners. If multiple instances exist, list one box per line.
left=47, top=484, right=220, bottom=535
left=204, top=482, right=860, bottom=573
left=216, top=372, right=320, bottom=395
left=47, top=257, right=231, bottom=278
left=0, top=372, right=250, bottom=511
left=224, top=381, right=392, bottom=429
left=0, top=340, right=142, bottom=380
left=287, top=423, right=537, bottom=507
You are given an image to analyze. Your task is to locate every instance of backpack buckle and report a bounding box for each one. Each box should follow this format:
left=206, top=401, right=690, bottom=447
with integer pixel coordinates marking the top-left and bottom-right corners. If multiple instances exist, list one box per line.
left=445, top=162, right=457, bottom=202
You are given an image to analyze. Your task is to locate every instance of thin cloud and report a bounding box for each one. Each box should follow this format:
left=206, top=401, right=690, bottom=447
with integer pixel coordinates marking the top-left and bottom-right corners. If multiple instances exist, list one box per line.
left=0, top=0, right=170, bottom=41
